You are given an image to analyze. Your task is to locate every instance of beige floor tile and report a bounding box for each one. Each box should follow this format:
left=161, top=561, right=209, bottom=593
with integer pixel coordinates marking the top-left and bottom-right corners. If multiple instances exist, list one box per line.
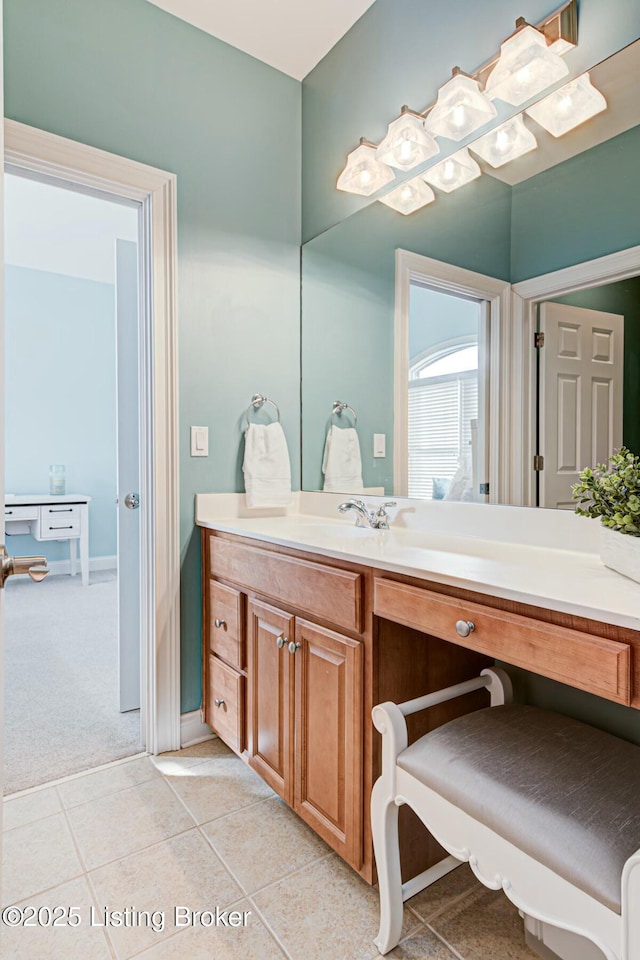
left=131, top=901, right=285, bottom=959
left=430, top=885, right=539, bottom=959
left=66, top=778, right=194, bottom=870
left=165, top=750, right=274, bottom=825
left=375, top=926, right=461, bottom=959
left=57, top=756, right=160, bottom=809
left=2, top=812, right=83, bottom=906
left=155, top=738, right=220, bottom=764
left=202, top=795, right=330, bottom=893
left=89, top=829, right=243, bottom=959
left=3, top=786, right=62, bottom=831
left=408, top=863, right=481, bottom=922
left=253, top=854, right=420, bottom=960
left=0, top=876, right=112, bottom=960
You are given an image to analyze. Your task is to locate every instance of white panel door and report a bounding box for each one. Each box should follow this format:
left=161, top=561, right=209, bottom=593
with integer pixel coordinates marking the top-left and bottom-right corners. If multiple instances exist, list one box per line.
left=539, top=301, right=624, bottom=508
left=116, top=239, right=141, bottom=713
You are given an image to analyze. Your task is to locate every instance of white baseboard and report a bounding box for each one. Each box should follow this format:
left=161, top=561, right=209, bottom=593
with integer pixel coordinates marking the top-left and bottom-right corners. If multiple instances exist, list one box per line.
left=180, top=709, right=215, bottom=747
left=46, top=555, right=117, bottom=577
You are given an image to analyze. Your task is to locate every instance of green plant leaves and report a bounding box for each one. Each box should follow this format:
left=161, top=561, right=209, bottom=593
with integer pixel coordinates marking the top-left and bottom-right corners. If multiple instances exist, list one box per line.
left=571, top=447, right=640, bottom=537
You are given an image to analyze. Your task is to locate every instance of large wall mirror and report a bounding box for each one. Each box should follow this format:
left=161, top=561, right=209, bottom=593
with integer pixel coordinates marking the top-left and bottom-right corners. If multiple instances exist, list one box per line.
left=301, top=40, right=640, bottom=507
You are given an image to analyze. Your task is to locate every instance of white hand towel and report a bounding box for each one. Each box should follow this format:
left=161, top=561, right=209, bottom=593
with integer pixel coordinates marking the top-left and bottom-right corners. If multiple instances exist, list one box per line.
left=243, top=422, right=293, bottom=508
left=322, top=425, right=364, bottom=493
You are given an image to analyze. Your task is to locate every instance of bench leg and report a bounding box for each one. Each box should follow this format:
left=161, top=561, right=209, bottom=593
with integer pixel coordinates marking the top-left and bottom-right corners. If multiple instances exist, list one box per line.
left=371, top=777, right=403, bottom=955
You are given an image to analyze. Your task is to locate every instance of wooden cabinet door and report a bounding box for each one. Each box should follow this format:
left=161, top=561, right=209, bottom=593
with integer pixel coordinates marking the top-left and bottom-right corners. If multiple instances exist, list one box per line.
left=293, top=618, right=363, bottom=869
left=247, top=599, right=295, bottom=802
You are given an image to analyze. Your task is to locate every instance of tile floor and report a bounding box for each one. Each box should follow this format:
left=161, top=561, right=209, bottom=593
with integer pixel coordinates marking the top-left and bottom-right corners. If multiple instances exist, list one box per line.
left=1, top=738, right=539, bottom=960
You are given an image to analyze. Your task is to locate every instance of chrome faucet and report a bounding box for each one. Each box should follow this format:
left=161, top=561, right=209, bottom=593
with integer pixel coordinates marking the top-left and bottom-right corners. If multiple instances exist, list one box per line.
left=337, top=499, right=397, bottom=529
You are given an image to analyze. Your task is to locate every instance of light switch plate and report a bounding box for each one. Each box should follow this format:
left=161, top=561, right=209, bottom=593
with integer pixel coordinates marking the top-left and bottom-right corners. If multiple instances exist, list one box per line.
left=373, top=433, right=386, bottom=458
left=191, top=426, right=208, bottom=457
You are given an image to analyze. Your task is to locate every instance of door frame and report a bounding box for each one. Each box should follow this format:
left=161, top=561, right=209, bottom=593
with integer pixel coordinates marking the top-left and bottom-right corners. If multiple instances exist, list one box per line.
left=3, top=119, right=181, bottom=755
left=512, top=244, right=640, bottom=507
left=394, top=249, right=511, bottom=503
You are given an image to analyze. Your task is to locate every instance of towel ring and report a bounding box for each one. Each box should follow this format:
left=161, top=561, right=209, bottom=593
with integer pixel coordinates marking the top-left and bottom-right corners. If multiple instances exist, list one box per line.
left=244, top=394, right=280, bottom=427
left=331, top=400, right=357, bottom=425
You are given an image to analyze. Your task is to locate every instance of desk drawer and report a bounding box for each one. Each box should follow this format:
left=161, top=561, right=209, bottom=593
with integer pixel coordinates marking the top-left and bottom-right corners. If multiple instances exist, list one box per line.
left=37, top=518, right=81, bottom=540
left=374, top=579, right=632, bottom=706
left=5, top=505, right=38, bottom=521
left=41, top=504, right=80, bottom=521
left=210, top=536, right=363, bottom=633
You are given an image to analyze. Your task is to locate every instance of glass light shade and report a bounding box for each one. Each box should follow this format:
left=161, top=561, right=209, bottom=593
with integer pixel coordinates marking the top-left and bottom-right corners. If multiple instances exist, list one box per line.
left=336, top=142, right=395, bottom=196
left=485, top=25, right=569, bottom=106
left=425, top=73, right=497, bottom=142
left=376, top=113, right=440, bottom=171
left=525, top=73, right=607, bottom=138
left=379, top=177, right=435, bottom=215
left=470, top=115, right=537, bottom=168
left=422, top=148, right=481, bottom=193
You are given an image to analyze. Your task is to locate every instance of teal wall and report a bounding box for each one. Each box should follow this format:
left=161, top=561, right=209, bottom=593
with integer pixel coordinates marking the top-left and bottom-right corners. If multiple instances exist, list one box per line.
left=5, top=266, right=117, bottom=561
left=4, top=0, right=302, bottom=713
left=302, top=0, right=640, bottom=242
left=409, top=286, right=480, bottom=362
left=301, top=173, right=511, bottom=491
left=511, top=125, right=640, bottom=282
left=550, top=277, right=640, bottom=457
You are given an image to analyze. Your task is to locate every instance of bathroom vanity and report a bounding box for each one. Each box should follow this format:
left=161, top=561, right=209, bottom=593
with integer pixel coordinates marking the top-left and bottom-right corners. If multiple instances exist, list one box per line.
left=197, top=494, right=640, bottom=886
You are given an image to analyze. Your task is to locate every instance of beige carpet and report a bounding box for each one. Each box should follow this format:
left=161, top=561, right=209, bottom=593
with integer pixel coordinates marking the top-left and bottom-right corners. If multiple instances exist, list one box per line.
left=3, top=570, right=142, bottom=795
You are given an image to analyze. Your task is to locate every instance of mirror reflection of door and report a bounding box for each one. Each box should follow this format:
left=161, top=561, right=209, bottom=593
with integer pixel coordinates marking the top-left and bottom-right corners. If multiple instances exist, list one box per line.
left=537, top=275, right=640, bottom=507
left=408, top=282, right=489, bottom=502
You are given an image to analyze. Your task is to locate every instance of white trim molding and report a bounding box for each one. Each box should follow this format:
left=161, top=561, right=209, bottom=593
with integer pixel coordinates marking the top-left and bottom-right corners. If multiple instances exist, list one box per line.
left=394, top=250, right=512, bottom=503
left=4, top=120, right=181, bottom=754
left=511, top=245, right=640, bottom=506
left=180, top=710, right=215, bottom=748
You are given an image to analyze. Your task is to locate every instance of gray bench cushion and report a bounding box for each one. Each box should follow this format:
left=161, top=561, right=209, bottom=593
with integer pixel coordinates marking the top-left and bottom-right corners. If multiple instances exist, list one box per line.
left=397, top=704, right=640, bottom=913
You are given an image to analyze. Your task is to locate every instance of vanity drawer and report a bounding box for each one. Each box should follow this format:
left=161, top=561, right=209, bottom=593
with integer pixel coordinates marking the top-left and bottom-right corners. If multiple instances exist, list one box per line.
left=207, top=655, right=244, bottom=754
left=209, top=537, right=363, bottom=633
left=209, top=580, right=244, bottom=669
left=36, top=518, right=81, bottom=539
left=374, top=579, right=632, bottom=706
left=4, top=505, right=38, bottom=521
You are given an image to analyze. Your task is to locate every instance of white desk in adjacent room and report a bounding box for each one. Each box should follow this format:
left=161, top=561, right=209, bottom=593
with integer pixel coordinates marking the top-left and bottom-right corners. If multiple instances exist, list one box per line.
left=4, top=494, right=91, bottom=586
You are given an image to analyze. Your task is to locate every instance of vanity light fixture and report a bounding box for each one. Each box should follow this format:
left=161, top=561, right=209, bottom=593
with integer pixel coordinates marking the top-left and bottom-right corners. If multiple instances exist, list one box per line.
left=376, top=107, right=440, bottom=171
left=470, top=114, right=537, bottom=168
left=421, top=148, right=481, bottom=193
left=424, top=68, right=497, bottom=142
left=336, top=139, right=395, bottom=196
left=379, top=177, right=435, bottom=215
left=525, top=72, right=607, bottom=137
left=484, top=20, right=569, bottom=105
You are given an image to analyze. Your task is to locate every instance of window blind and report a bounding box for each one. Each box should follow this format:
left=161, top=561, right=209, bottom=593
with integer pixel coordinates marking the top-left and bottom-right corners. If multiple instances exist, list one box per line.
left=408, top=370, right=478, bottom=499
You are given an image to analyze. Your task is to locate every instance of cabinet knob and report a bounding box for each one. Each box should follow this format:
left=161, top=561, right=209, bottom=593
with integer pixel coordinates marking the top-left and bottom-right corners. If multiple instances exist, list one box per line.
left=214, top=698, right=225, bottom=708
left=455, top=619, right=475, bottom=638
left=276, top=634, right=286, bottom=649
left=214, top=618, right=226, bottom=629
left=288, top=640, right=301, bottom=654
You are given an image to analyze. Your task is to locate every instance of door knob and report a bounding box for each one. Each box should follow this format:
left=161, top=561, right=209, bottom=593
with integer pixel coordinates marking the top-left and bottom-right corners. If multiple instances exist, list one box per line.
left=124, top=493, right=140, bottom=510
left=0, top=546, right=49, bottom=587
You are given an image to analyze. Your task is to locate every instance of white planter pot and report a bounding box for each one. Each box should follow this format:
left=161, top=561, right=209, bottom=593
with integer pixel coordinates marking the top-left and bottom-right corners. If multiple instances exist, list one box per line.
left=599, top=525, right=640, bottom=584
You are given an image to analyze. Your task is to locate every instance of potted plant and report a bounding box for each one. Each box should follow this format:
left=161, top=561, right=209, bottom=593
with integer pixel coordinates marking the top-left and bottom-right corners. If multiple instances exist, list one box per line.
left=572, top=447, right=640, bottom=583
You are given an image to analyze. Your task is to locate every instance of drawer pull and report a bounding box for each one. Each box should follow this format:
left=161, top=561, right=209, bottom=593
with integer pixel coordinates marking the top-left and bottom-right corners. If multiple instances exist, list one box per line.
left=455, top=620, right=475, bottom=638
left=276, top=634, right=286, bottom=649
left=48, top=508, right=73, bottom=513
left=214, top=698, right=225, bottom=708
left=49, top=525, right=74, bottom=531
left=214, top=618, right=227, bottom=629
left=288, top=640, right=302, bottom=654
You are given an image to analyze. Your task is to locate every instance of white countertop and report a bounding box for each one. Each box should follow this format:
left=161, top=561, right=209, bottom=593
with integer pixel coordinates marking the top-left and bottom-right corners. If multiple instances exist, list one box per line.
left=195, top=493, right=640, bottom=631
left=6, top=494, right=91, bottom=504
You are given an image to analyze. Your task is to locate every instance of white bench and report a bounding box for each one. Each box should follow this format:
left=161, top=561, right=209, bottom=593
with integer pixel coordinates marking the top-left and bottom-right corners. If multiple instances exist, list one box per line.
left=371, top=668, right=640, bottom=960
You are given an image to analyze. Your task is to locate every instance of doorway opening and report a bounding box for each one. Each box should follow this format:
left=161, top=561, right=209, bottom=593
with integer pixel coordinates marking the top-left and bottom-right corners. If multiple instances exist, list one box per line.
left=407, top=282, right=489, bottom=502
left=534, top=275, right=639, bottom=508
left=3, top=171, right=144, bottom=793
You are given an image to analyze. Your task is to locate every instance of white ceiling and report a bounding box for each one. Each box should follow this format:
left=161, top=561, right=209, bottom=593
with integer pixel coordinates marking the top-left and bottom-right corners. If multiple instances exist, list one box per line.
left=145, top=0, right=376, bottom=80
